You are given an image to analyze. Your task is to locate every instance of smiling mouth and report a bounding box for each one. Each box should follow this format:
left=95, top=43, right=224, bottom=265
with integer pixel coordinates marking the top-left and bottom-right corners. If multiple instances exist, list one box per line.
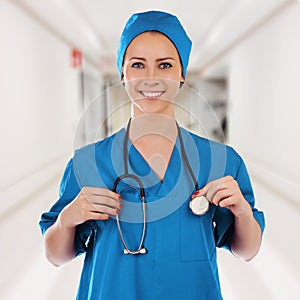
left=139, top=91, right=165, bottom=98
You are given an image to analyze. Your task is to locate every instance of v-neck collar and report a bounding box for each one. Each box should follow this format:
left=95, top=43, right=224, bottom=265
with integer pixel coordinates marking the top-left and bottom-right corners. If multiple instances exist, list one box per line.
left=126, top=131, right=181, bottom=196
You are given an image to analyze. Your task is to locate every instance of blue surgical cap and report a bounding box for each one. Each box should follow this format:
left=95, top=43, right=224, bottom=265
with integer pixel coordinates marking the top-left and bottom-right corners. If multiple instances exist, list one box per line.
left=117, top=10, right=192, bottom=78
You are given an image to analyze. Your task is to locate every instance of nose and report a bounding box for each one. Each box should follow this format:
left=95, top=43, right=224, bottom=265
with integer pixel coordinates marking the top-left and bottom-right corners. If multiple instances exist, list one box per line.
left=143, top=67, right=160, bottom=86
left=144, top=64, right=164, bottom=79
left=143, top=77, right=160, bottom=87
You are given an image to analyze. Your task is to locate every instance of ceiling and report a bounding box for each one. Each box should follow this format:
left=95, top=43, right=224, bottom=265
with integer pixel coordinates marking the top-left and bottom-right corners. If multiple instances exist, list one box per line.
left=13, top=0, right=292, bottom=78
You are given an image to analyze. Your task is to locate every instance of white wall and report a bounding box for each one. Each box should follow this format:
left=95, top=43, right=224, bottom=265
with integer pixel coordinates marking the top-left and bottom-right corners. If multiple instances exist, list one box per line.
left=0, top=2, right=103, bottom=298
left=0, top=1, right=81, bottom=196
left=228, top=3, right=300, bottom=184
left=225, top=2, right=300, bottom=292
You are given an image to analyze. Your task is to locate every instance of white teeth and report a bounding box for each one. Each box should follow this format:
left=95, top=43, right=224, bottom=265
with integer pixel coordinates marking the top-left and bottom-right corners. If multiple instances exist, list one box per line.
left=141, top=91, right=163, bottom=98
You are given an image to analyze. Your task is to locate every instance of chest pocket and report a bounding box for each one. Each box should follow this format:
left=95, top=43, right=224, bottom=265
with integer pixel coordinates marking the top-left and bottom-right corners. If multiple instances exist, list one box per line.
left=179, top=203, right=215, bottom=262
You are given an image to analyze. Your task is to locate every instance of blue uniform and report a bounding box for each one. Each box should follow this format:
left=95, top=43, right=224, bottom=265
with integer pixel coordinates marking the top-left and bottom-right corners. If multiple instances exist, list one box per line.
left=39, top=127, right=265, bottom=300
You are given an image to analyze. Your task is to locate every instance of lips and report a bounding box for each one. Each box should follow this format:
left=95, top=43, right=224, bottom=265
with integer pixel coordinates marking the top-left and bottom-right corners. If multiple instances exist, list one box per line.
left=139, top=91, right=164, bottom=98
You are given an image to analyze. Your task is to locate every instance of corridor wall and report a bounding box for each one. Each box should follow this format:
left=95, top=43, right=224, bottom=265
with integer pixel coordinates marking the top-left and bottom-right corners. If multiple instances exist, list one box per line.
left=226, top=2, right=300, bottom=294
left=0, top=0, right=81, bottom=213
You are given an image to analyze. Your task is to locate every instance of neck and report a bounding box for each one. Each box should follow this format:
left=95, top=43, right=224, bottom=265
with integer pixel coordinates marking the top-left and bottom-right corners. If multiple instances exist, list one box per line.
left=127, top=114, right=178, bottom=181
left=129, top=114, right=177, bottom=145
left=131, top=100, right=176, bottom=120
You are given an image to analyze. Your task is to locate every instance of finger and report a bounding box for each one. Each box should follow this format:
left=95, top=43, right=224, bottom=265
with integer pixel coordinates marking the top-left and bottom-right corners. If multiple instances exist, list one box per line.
left=192, top=182, right=215, bottom=198
left=191, top=190, right=204, bottom=198
left=218, top=196, right=235, bottom=208
left=205, top=184, right=228, bottom=203
left=191, top=187, right=215, bottom=202
left=93, top=189, right=122, bottom=201
left=205, top=176, right=236, bottom=201
left=211, top=188, right=233, bottom=206
left=88, top=211, right=110, bottom=220
left=82, top=187, right=122, bottom=201
left=88, top=194, right=123, bottom=209
left=207, top=176, right=234, bottom=189
left=91, top=203, right=121, bottom=216
left=193, top=176, right=234, bottom=201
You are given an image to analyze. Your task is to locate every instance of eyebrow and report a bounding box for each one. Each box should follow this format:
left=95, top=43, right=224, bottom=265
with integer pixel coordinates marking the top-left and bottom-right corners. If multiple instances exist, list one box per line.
left=157, top=57, right=176, bottom=61
left=129, top=57, right=176, bottom=61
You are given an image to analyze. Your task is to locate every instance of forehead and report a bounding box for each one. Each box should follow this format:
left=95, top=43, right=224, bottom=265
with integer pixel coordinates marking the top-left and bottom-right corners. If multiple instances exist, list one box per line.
left=125, top=31, right=179, bottom=58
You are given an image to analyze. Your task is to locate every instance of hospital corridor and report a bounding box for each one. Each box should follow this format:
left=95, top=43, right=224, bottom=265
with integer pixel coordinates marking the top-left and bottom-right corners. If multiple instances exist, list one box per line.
left=1, top=1, right=300, bottom=299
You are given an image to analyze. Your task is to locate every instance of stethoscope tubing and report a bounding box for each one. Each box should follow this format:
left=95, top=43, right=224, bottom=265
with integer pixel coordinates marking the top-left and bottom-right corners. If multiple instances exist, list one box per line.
left=113, top=173, right=147, bottom=255
left=112, top=174, right=145, bottom=199
left=176, top=122, right=199, bottom=191
left=113, top=120, right=147, bottom=254
left=116, top=199, right=147, bottom=255
left=113, top=118, right=208, bottom=255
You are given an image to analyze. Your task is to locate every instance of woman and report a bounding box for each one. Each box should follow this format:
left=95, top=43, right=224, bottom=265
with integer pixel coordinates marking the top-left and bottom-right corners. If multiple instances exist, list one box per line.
left=40, top=11, right=265, bottom=299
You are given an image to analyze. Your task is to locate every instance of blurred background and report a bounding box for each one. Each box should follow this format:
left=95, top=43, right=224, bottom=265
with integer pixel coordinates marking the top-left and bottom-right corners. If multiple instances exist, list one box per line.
left=0, top=0, right=299, bottom=299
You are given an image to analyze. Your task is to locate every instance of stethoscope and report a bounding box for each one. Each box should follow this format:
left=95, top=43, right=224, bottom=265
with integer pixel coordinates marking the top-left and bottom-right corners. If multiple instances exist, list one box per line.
left=112, top=118, right=210, bottom=255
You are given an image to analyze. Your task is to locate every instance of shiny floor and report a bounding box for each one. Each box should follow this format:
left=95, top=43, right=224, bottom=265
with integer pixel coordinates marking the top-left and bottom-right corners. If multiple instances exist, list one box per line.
left=1, top=175, right=299, bottom=300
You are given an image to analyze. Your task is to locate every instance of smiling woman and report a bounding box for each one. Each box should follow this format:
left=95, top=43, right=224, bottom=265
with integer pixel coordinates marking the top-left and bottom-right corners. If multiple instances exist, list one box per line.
left=122, top=32, right=184, bottom=117
left=39, top=10, right=265, bottom=300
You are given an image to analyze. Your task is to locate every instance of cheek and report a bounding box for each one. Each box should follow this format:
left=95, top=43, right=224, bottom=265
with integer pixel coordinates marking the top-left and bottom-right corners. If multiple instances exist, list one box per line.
left=123, top=71, right=141, bottom=84
left=124, top=79, right=141, bottom=101
left=122, top=62, right=141, bottom=80
left=122, top=63, right=130, bottom=80
left=162, top=68, right=183, bottom=81
left=164, top=81, right=181, bottom=98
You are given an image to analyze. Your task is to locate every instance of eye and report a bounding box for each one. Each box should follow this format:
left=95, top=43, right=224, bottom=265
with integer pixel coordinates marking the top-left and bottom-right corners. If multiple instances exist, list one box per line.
left=159, top=62, right=172, bottom=69
left=131, top=62, right=144, bottom=69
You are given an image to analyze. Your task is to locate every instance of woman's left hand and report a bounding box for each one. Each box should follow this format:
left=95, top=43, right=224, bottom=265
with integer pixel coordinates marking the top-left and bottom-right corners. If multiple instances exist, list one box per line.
left=193, top=175, right=252, bottom=218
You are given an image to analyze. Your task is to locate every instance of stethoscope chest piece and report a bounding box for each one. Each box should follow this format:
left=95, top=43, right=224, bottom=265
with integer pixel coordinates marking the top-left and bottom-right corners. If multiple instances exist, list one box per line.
left=189, top=195, right=210, bottom=215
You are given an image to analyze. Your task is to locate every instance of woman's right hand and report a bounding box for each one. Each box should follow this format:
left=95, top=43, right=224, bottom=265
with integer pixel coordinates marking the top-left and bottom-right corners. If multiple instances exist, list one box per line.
left=59, top=187, right=122, bottom=228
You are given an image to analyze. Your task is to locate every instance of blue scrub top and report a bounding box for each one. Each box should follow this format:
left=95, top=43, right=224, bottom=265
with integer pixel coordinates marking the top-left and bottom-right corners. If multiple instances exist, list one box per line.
left=39, top=127, right=265, bottom=300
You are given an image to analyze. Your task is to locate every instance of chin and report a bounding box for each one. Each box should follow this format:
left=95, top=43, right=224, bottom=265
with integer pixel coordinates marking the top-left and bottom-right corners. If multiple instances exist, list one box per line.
left=133, top=101, right=173, bottom=116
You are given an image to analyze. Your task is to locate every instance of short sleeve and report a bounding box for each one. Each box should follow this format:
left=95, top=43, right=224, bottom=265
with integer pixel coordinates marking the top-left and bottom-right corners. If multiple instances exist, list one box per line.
left=213, top=151, right=265, bottom=250
left=234, top=158, right=265, bottom=234
left=213, top=206, right=234, bottom=250
left=39, top=159, right=96, bottom=256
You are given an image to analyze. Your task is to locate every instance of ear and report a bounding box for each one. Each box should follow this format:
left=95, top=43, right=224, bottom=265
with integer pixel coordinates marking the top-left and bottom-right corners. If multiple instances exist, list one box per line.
left=181, top=71, right=185, bottom=81
left=121, top=72, right=125, bottom=86
left=180, top=69, right=185, bottom=87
